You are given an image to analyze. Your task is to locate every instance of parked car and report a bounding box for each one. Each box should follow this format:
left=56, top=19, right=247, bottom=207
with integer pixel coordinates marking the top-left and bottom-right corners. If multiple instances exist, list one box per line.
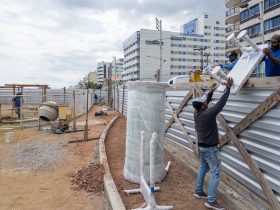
left=167, top=75, right=190, bottom=84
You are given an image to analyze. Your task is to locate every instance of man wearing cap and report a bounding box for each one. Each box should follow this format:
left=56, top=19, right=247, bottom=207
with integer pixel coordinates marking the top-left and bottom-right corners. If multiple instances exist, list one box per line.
left=193, top=78, right=233, bottom=210
left=219, top=51, right=238, bottom=71
left=12, top=92, right=24, bottom=119
left=262, top=34, right=280, bottom=77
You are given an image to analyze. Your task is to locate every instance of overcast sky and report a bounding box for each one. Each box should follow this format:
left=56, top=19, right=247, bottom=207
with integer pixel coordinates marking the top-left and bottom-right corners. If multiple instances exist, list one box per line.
left=0, top=0, right=226, bottom=88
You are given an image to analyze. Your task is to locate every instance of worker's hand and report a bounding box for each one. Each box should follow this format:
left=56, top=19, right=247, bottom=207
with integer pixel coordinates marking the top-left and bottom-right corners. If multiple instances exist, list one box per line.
left=263, top=48, right=271, bottom=56
left=226, top=77, right=234, bottom=88
left=210, top=83, right=218, bottom=92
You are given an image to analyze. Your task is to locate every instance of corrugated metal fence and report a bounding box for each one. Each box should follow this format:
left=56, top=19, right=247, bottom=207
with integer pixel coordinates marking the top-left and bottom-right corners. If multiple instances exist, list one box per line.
left=113, top=84, right=280, bottom=207
left=0, top=88, right=109, bottom=118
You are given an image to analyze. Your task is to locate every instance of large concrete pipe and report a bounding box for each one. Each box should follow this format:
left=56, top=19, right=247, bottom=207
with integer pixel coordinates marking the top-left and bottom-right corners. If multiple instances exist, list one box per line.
left=38, top=101, right=59, bottom=122
left=123, top=81, right=168, bottom=183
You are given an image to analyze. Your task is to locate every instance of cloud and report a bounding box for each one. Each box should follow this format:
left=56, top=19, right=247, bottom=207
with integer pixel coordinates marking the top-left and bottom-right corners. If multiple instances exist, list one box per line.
left=0, top=0, right=225, bottom=88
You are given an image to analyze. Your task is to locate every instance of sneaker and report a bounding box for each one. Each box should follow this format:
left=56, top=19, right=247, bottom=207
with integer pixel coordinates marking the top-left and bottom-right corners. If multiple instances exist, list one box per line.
left=205, top=201, right=225, bottom=210
left=194, top=191, right=207, bottom=199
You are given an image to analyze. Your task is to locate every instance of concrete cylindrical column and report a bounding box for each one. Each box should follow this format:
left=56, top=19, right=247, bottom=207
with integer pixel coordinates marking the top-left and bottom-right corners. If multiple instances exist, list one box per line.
left=123, top=81, right=167, bottom=183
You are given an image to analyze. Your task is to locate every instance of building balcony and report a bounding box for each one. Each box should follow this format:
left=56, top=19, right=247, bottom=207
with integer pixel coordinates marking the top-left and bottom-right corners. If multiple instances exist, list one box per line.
left=226, top=7, right=240, bottom=24
left=225, top=0, right=242, bottom=9
left=225, top=24, right=240, bottom=36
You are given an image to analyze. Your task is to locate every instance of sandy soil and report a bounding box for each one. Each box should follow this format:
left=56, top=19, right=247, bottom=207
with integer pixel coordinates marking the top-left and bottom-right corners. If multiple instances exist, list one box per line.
left=105, top=116, right=230, bottom=210
left=0, top=105, right=118, bottom=210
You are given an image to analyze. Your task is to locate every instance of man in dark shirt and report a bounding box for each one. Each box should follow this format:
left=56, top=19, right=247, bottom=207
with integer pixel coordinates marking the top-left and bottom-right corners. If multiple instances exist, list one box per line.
left=12, top=92, right=23, bottom=119
left=193, top=78, right=233, bottom=210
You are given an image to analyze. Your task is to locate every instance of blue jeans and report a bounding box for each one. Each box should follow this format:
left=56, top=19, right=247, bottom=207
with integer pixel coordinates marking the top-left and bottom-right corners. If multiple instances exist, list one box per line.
left=195, top=146, right=221, bottom=203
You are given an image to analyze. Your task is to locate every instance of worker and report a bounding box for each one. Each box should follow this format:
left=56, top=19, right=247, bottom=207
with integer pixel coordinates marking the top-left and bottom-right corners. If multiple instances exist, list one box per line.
left=94, top=93, right=98, bottom=104
left=219, top=51, right=238, bottom=71
left=262, top=34, right=280, bottom=77
left=12, top=92, right=24, bottom=119
left=193, top=78, right=233, bottom=210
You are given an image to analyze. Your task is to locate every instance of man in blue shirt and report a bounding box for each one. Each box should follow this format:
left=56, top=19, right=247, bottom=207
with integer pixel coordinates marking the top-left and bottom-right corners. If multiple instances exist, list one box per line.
left=262, top=34, right=280, bottom=77
left=12, top=92, right=23, bottom=119
left=219, top=51, right=238, bottom=71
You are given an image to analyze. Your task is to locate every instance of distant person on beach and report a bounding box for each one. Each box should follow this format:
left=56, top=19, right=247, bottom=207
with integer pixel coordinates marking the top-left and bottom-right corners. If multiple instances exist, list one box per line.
left=12, top=92, right=24, bottom=119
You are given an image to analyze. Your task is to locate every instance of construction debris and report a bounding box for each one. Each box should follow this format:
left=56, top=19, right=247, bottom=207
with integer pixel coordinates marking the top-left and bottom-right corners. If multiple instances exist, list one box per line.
left=71, top=163, right=105, bottom=195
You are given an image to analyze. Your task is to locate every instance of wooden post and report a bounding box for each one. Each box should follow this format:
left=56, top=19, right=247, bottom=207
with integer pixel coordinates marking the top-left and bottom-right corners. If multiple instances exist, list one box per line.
left=63, top=87, right=66, bottom=105
left=219, top=89, right=280, bottom=147
left=43, top=86, right=47, bottom=102
left=117, top=86, right=119, bottom=112
left=165, top=90, right=193, bottom=132
left=84, top=89, right=89, bottom=140
left=166, top=100, right=194, bottom=148
left=12, top=85, right=15, bottom=118
left=73, top=90, right=76, bottom=132
left=122, top=84, right=125, bottom=114
left=99, top=89, right=101, bottom=104
left=20, top=95, right=23, bottom=127
left=113, top=86, right=115, bottom=110
left=227, top=129, right=280, bottom=210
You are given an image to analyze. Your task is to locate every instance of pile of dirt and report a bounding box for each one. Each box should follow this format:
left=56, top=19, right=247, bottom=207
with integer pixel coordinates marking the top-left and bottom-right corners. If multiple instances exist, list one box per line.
left=71, top=163, right=105, bottom=195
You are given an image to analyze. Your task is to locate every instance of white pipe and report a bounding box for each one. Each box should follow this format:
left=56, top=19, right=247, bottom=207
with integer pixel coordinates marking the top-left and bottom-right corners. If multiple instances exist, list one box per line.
left=165, top=161, right=171, bottom=172
left=124, top=189, right=141, bottom=195
left=227, top=33, right=246, bottom=53
left=157, top=206, right=173, bottom=210
left=237, top=30, right=259, bottom=51
left=150, top=132, right=157, bottom=193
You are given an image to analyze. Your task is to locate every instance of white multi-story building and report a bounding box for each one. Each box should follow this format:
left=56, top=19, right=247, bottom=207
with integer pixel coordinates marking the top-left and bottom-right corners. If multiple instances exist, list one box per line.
left=122, top=14, right=227, bottom=82
left=96, top=61, right=112, bottom=84
left=112, top=58, right=124, bottom=78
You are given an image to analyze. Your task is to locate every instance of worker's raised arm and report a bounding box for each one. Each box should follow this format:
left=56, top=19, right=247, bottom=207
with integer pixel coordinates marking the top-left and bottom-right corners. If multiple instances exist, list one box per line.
left=206, top=83, right=217, bottom=103
left=206, top=78, right=233, bottom=116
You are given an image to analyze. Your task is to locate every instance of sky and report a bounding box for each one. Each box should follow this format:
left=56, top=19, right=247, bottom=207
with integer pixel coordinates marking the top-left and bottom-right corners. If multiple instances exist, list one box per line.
left=0, top=0, right=226, bottom=88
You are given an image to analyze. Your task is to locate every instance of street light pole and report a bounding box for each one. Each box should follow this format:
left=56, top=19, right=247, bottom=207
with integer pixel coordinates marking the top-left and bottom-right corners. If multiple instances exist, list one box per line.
left=194, top=47, right=207, bottom=70
left=156, top=18, right=162, bottom=82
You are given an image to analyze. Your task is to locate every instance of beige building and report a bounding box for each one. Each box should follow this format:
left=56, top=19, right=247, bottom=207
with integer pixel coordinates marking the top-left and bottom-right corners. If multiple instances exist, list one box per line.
left=88, top=71, right=97, bottom=83
left=226, top=0, right=280, bottom=48
left=225, top=0, right=280, bottom=74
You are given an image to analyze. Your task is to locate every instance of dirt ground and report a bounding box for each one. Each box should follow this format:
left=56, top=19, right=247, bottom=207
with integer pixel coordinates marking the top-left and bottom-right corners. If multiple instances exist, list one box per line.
left=0, top=105, right=118, bottom=210
left=106, top=116, right=230, bottom=210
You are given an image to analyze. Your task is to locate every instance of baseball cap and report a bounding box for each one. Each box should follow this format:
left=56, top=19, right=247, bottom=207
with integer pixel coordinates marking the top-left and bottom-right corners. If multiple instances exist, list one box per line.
left=192, top=95, right=207, bottom=110
left=270, top=34, right=280, bottom=42
left=228, top=51, right=237, bottom=57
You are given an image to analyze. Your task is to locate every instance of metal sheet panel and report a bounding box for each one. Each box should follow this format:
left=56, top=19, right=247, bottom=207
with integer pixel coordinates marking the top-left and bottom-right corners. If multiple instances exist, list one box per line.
left=113, top=86, right=280, bottom=203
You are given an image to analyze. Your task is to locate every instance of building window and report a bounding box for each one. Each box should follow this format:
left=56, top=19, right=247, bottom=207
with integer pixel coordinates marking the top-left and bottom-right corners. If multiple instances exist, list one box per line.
left=205, top=14, right=208, bottom=18
left=264, top=0, right=280, bottom=12
left=264, top=15, right=280, bottom=34
left=240, top=4, right=260, bottom=23
left=216, top=21, right=220, bottom=24
left=245, top=24, right=261, bottom=37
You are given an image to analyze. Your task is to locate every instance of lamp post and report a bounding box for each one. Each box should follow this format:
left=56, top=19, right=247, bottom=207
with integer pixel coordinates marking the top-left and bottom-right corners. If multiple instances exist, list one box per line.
left=146, top=56, right=167, bottom=82
left=155, top=18, right=162, bottom=82
left=194, top=47, right=207, bottom=70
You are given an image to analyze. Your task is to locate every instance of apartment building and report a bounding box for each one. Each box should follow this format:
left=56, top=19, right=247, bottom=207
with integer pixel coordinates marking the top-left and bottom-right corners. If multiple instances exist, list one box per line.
left=122, top=14, right=227, bottom=82
left=96, top=61, right=112, bottom=84
left=225, top=0, right=280, bottom=52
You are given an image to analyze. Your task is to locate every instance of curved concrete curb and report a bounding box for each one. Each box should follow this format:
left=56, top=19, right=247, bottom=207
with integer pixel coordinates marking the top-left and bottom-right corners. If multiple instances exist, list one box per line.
left=99, top=115, right=126, bottom=210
